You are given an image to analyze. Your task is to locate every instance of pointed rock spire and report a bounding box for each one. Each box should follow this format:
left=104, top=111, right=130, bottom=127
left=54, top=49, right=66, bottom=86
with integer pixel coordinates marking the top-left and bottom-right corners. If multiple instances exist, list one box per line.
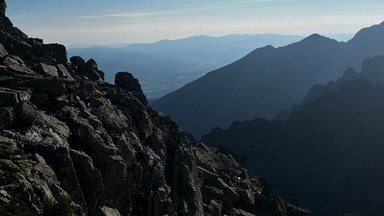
left=0, top=0, right=6, bottom=15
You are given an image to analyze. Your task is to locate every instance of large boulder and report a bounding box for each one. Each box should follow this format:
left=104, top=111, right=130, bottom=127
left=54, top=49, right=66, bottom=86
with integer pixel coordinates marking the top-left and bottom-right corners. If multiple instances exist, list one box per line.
left=85, top=58, right=104, bottom=81
left=41, top=43, right=68, bottom=63
left=70, top=56, right=104, bottom=82
left=97, top=206, right=121, bottom=216
left=39, top=63, right=59, bottom=78
left=114, top=72, right=147, bottom=106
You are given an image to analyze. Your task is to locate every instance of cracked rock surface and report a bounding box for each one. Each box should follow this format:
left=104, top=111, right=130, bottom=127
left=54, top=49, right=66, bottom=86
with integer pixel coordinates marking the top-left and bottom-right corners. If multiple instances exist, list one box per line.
left=0, top=1, right=311, bottom=215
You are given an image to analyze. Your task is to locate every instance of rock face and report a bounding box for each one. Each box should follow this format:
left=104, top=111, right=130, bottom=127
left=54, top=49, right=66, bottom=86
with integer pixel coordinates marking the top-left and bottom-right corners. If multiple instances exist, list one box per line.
left=0, top=2, right=310, bottom=216
left=115, top=72, right=147, bottom=106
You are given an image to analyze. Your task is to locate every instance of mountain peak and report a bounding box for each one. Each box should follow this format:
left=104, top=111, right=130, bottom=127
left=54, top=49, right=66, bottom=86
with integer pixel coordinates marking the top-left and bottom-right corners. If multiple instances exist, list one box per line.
left=349, top=21, right=384, bottom=43
left=307, top=33, right=324, bottom=38
left=360, top=55, right=384, bottom=82
left=0, top=0, right=27, bottom=39
left=300, top=33, right=336, bottom=44
left=0, top=0, right=5, bottom=15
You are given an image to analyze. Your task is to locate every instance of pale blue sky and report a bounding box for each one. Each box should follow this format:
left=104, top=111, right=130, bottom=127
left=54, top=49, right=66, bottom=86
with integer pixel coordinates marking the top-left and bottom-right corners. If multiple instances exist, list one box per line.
left=6, top=0, right=384, bottom=45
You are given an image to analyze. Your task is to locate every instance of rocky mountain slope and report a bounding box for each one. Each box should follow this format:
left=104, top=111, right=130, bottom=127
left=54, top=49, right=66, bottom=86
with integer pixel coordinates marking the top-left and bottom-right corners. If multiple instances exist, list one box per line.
left=0, top=1, right=310, bottom=216
left=202, top=58, right=384, bottom=215
left=153, top=21, right=384, bottom=138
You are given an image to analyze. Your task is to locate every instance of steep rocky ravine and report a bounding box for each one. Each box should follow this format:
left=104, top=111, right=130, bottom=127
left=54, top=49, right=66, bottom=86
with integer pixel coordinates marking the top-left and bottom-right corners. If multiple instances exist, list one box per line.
left=0, top=1, right=310, bottom=216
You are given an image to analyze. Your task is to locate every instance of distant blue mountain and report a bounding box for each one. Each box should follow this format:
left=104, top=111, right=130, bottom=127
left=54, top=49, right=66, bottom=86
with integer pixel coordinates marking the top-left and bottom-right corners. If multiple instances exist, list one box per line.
left=67, top=34, right=303, bottom=98
left=152, top=21, right=384, bottom=138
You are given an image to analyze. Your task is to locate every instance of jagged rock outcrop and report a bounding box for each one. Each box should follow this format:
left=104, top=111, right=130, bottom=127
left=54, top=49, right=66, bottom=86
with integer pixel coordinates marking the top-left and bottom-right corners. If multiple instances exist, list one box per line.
left=0, top=1, right=310, bottom=216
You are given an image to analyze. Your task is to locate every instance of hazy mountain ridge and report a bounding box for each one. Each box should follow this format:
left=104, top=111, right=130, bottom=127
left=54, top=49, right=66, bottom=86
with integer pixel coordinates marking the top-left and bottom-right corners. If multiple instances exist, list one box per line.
left=0, top=1, right=310, bottom=216
left=275, top=55, right=384, bottom=120
left=201, top=57, right=384, bottom=216
left=153, top=21, right=384, bottom=138
left=68, top=34, right=304, bottom=99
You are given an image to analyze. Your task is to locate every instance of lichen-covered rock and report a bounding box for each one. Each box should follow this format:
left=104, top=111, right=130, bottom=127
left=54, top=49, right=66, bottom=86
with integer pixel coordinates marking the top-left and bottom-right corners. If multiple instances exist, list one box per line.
left=0, top=1, right=311, bottom=216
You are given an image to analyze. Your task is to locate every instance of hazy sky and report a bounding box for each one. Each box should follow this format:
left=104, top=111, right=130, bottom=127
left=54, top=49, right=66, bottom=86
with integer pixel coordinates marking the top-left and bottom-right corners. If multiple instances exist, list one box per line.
left=6, top=0, right=384, bottom=46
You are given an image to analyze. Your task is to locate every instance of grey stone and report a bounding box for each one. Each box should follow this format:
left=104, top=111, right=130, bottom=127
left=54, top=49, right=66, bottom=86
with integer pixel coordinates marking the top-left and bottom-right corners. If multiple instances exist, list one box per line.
left=70, top=56, right=104, bottom=81
left=70, top=149, right=106, bottom=215
left=0, top=107, right=14, bottom=129
left=42, top=43, right=68, bottom=63
left=40, top=63, right=59, bottom=77
left=70, top=56, right=85, bottom=66
left=199, top=166, right=220, bottom=183
left=0, top=197, right=10, bottom=204
left=14, top=100, right=37, bottom=127
left=157, top=186, right=168, bottom=200
left=114, top=72, right=147, bottom=106
left=0, top=42, right=8, bottom=58
left=238, top=189, right=255, bottom=206
left=0, top=189, right=11, bottom=198
left=3, top=55, right=33, bottom=74
left=207, top=200, right=222, bottom=216
left=97, top=206, right=121, bottom=216
left=0, top=88, right=19, bottom=106
left=219, top=179, right=240, bottom=203
left=85, top=58, right=104, bottom=81
left=25, top=77, right=66, bottom=96
left=56, top=64, right=74, bottom=80
left=233, top=208, right=256, bottom=216
left=201, top=186, right=233, bottom=214
left=33, top=153, right=46, bottom=164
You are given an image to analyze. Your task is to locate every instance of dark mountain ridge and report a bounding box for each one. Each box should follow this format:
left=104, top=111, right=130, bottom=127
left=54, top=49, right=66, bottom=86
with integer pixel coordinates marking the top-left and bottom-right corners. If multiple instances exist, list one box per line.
left=153, top=21, right=384, bottom=138
left=0, top=1, right=310, bottom=216
left=201, top=57, right=384, bottom=216
left=275, top=55, right=384, bottom=120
